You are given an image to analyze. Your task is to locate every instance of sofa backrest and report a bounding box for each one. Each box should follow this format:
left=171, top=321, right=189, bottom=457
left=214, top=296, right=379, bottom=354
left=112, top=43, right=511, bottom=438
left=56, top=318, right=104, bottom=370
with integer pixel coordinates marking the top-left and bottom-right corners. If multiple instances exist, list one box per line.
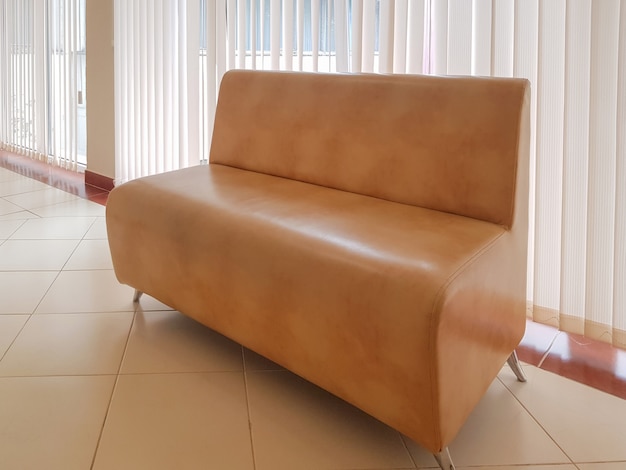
left=210, top=70, right=529, bottom=227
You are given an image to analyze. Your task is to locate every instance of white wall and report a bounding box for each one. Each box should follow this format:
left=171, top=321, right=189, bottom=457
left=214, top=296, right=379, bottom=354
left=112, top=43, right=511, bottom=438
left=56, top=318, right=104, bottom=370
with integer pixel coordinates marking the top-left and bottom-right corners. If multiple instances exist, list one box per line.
left=85, top=0, right=115, bottom=179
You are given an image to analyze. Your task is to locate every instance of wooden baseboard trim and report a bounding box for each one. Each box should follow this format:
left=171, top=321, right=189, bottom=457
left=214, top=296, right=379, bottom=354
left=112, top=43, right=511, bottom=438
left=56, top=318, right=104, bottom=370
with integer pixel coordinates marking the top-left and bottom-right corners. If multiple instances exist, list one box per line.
left=85, top=170, right=115, bottom=191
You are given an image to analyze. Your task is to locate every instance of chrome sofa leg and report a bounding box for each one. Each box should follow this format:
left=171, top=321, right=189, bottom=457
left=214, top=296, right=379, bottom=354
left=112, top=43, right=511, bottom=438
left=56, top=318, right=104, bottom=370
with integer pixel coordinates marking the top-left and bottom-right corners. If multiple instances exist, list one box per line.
left=133, top=289, right=143, bottom=302
left=434, top=447, right=455, bottom=470
left=507, top=350, right=527, bottom=382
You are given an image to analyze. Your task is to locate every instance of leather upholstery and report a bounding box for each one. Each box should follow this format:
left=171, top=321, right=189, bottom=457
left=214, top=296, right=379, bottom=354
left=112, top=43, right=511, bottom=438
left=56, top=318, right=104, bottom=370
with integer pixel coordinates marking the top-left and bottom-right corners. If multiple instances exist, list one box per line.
left=106, top=70, right=530, bottom=453
left=211, top=70, right=528, bottom=227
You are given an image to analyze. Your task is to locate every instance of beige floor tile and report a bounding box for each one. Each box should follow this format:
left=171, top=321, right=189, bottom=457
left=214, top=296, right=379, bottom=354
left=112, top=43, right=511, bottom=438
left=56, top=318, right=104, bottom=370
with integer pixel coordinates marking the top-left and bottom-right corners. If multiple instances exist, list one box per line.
left=121, top=310, right=243, bottom=374
left=0, top=198, right=24, bottom=216
left=0, top=239, right=79, bottom=270
left=0, top=178, right=49, bottom=197
left=84, top=217, right=108, bottom=239
left=0, top=375, right=115, bottom=470
left=64, top=239, right=114, bottom=270
left=577, top=463, right=626, bottom=470
left=0, top=312, right=133, bottom=376
left=404, top=378, right=570, bottom=468
left=243, top=347, right=284, bottom=371
left=245, top=370, right=414, bottom=470
left=0, top=315, right=28, bottom=358
left=500, top=366, right=626, bottom=463
left=30, top=198, right=105, bottom=217
left=3, top=187, right=79, bottom=210
left=0, top=271, right=58, bottom=314
left=93, top=372, right=254, bottom=470
left=0, top=219, right=25, bottom=239
left=10, top=216, right=96, bottom=239
left=35, top=270, right=135, bottom=313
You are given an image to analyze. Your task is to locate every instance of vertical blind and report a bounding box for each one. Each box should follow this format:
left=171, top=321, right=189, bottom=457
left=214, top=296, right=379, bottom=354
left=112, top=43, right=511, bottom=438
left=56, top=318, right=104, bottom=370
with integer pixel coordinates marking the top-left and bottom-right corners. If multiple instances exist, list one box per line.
left=114, top=0, right=626, bottom=349
left=0, top=0, right=46, bottom=160
left=0, top=0, right=86, bottom=169
left=208, top=0, right=429, bottom=75
left=114, top=0, right=200, bottom=183
left=116, top=0, right=430, bottom=183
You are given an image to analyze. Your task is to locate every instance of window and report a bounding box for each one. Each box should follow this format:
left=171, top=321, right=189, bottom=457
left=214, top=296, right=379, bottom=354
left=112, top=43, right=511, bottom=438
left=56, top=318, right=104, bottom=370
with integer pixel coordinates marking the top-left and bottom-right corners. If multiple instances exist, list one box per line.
left=0, top=0, right=86, bottom=168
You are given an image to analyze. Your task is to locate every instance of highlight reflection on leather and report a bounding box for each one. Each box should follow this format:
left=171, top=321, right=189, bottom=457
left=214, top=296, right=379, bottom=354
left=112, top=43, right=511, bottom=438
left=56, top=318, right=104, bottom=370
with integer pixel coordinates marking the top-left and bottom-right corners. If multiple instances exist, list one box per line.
left=106, top=70, right=530, bottom=454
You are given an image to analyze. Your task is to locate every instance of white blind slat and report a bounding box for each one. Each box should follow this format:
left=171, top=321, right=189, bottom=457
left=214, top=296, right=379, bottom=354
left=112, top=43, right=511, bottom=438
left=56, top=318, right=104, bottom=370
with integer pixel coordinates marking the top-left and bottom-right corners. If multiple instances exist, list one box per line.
left=361, top=0, right=376, bottom=72
left=334, top=0, right=348, bottom=73
left=270, top=0, right=280, bottom=69
left=296, top=0, right=304, bottom=70
left=614, top=0, right=626, bottom=346
left=154, top=0, right=163, bottom=174
left=237, top=0, right=246, bottom=69
left=491, top=0, right=514, bottom=77
left=282, top=0, right=293, bottom=70
left=406, top=0, right=425, bottom=74
left=311, top=0, right=319, bottom=71
left=227, top=0, right=236, bottom=69
left=585, top=0, right=621, bottom=339
left=378, top=0, right=394, bottom=73
left=392, top=0, right=407, bottom=74
left=559, top=0, right=592, bottom=331
left=350, top=0, right=363, bottom=72
left=431, top=0, right=447, bottom=74
left=186, top=0, right=200, bottom=167
left=471, top=0, right=492, bottom=76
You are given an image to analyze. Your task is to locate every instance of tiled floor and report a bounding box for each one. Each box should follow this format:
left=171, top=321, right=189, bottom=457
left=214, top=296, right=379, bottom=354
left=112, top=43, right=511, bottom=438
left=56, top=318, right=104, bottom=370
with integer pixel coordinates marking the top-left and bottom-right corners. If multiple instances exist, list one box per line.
left=1, top=164, right=626, bottom=469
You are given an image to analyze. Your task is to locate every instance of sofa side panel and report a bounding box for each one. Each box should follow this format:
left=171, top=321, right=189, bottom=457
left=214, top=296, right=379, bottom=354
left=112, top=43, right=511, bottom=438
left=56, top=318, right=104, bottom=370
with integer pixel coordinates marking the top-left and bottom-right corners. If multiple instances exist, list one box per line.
left=210, top=70, right=528, bottom=227
left=433, top=88, right=530, bottom=446
left=433, top=230, right=527, bottom=448
left=105, top=167, right=220, bottom=309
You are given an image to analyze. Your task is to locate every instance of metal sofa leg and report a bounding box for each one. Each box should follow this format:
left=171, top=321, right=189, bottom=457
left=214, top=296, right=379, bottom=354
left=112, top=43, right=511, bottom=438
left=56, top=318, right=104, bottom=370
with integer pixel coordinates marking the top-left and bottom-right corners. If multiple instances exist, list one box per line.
left=434, top=447, right=455, bottom=469
left=133, top=289, right=143, bottom=302
left=507, top=350, right=527, bottom=382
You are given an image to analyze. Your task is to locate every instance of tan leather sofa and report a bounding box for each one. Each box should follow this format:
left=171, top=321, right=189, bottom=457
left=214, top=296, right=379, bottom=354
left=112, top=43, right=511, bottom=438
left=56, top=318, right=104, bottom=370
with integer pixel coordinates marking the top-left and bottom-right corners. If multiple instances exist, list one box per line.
left=106, top=70, right=530, bottom=470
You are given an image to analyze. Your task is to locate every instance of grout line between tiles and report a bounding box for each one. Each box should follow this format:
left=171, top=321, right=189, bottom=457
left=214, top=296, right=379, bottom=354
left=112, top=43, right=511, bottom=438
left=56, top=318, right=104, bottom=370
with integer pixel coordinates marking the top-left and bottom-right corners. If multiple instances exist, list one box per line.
left=397, top=434, right=419, bottom=469
left=117, top=368, right=246, bottom=376
left=25, top=266, right=64, bottom=317
left=0, top=218, right=27, bottom=241
left=0, top=373, right=121, bottom=380
left=89, top=306, right=138, bottom=470
left=0, top=315, right=32, bottom=364
left=241, top=348, right=258, bottom=470
left=57, top=217, right=98, bottom=272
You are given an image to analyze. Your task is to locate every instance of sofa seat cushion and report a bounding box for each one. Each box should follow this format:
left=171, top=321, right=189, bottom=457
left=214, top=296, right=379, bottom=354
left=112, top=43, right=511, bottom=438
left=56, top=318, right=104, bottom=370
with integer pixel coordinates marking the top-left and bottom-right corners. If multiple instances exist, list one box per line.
left=106, top=163, right=509, bottom=451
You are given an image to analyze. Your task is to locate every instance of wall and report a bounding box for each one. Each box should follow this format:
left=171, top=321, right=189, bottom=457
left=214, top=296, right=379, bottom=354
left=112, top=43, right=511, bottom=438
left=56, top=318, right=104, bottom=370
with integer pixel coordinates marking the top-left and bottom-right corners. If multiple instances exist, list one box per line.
left=85, top=0, right=115, bottom=181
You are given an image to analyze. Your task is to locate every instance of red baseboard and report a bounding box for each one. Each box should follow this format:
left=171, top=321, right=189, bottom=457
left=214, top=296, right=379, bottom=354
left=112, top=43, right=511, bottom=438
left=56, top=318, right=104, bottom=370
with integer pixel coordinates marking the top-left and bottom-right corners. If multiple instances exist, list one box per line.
left=85, top=170, right=115, bottom=191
